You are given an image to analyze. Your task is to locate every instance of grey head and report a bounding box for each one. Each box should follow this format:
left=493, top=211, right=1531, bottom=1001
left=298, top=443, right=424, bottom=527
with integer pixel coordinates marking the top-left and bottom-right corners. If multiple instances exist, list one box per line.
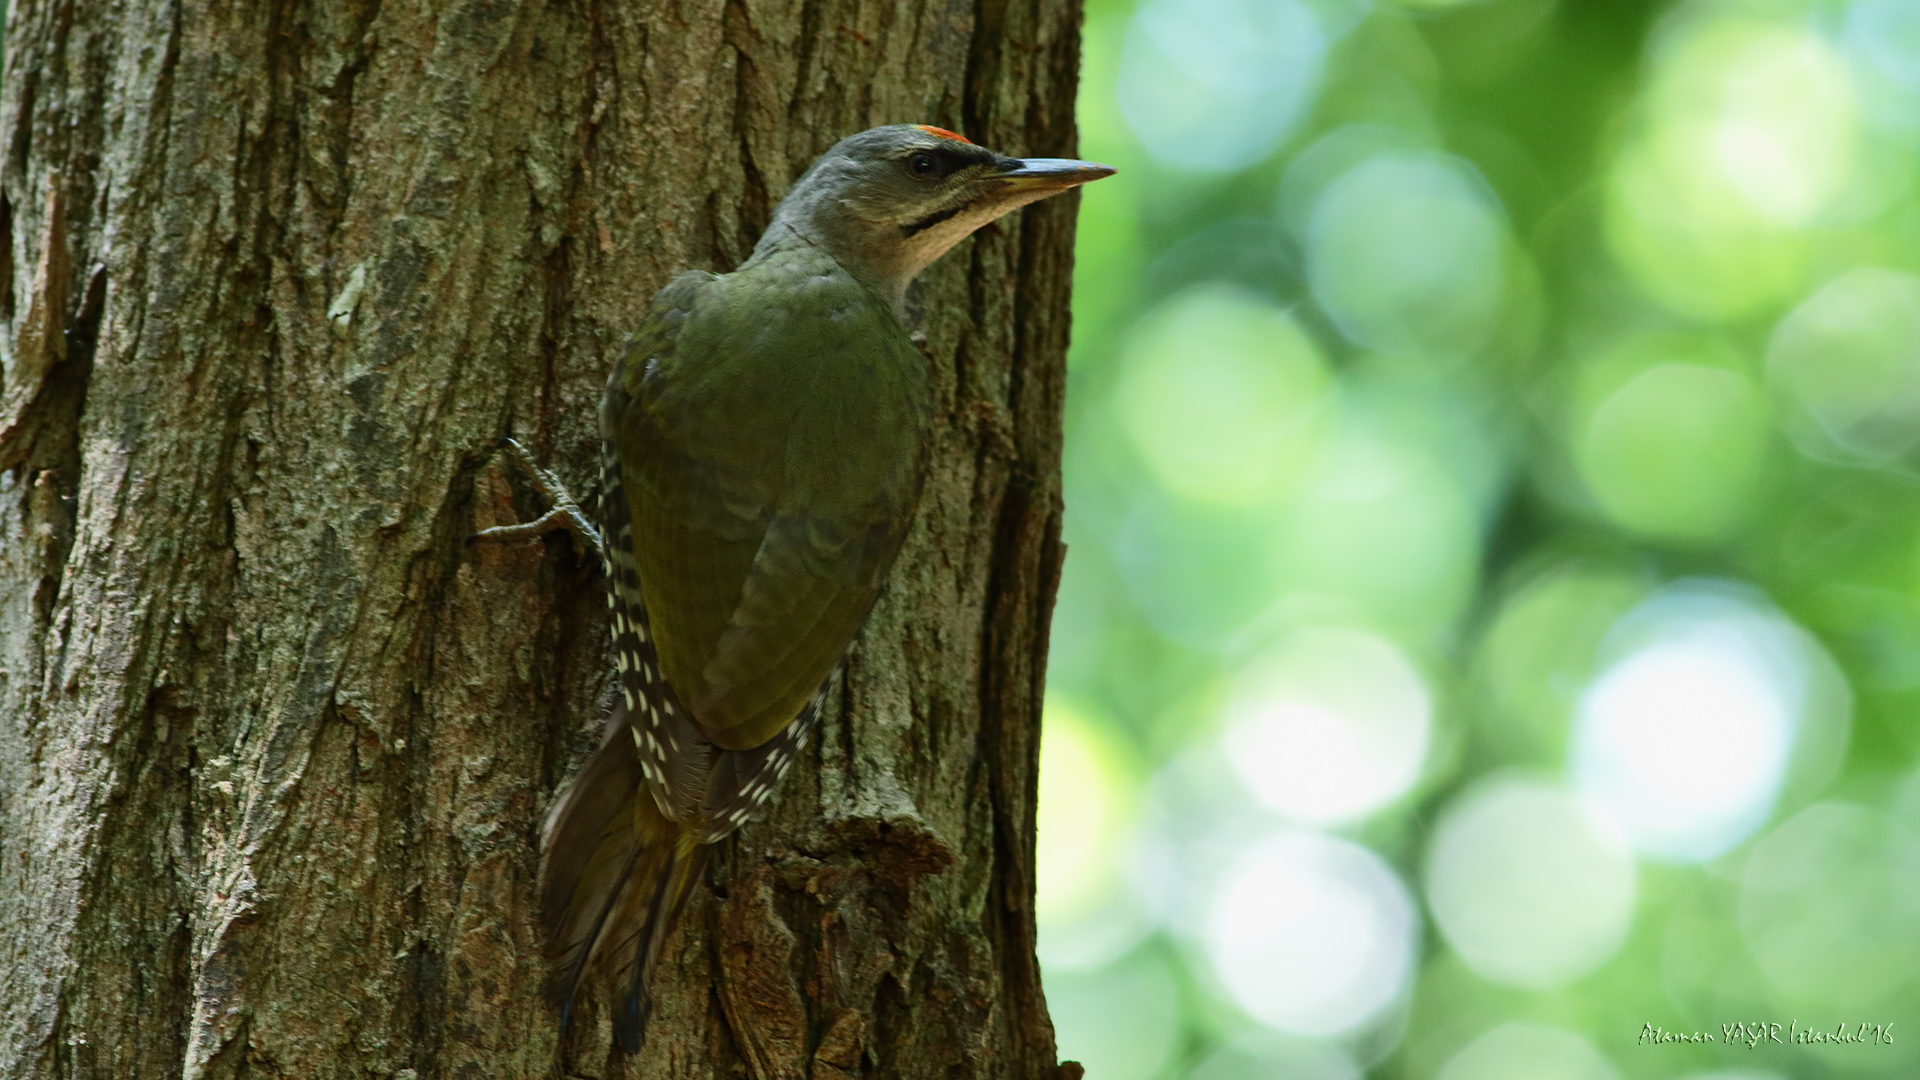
left=750, top=124, right=1115, bottom=311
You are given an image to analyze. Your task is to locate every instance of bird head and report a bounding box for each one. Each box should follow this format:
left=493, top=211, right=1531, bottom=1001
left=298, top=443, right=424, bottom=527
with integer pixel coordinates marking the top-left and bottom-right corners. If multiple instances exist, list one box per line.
left=756, top=124, right=1115, bottom=306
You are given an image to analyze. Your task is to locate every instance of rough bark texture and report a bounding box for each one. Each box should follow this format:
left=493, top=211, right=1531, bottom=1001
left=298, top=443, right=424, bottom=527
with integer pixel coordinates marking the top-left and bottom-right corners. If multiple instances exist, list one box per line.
left=0, top=0, right=1084, bottom=1072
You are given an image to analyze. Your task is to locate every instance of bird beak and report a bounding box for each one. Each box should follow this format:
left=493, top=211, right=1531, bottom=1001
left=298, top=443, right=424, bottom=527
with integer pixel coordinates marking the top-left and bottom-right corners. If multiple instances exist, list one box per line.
left=991, top=157, right=1117, bottom=191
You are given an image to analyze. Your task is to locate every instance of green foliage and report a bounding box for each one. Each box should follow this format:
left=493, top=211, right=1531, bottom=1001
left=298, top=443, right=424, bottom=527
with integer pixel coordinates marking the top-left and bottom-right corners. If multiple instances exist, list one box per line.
left=1042, top=1, right=1920, bottom=1077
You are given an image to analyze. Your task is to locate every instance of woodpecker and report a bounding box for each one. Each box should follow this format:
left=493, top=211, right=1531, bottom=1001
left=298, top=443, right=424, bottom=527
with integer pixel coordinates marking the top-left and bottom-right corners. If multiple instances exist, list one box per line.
left=480, top=124, right=1112, bottom=1051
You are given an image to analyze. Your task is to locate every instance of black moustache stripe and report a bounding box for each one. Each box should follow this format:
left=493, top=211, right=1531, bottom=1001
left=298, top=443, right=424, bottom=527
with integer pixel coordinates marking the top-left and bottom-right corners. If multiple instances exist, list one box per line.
left=903, top=202, right=968, bottom=237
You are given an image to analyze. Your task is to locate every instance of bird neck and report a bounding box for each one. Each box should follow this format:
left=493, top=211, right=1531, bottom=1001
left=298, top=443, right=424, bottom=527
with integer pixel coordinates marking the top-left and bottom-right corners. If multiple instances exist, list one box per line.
left=749, top=205, right=917, bottom=318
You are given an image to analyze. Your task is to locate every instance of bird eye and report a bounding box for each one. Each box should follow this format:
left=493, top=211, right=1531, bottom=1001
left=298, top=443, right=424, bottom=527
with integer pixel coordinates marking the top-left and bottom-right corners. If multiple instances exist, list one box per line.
left=908, top=152, right=938, bottom=177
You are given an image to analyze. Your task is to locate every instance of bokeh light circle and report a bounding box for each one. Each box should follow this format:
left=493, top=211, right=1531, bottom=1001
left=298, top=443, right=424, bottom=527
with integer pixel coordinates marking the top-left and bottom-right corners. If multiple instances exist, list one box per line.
left=1844, top=0, right=1920, bottom=103
left=1575, top=358, right=1768, bottom=542
left=1036, top=699, right=1136, bottom=926
left=1279, top=126, right=1430, bottom=240
left=1471, top=566, right=1646, bottom=764
left=1426, top=776, right=1636, bottom=989
left=1116, top=0, right=1324, bottom=172
left=1205, top=830, right=1416, bottom=1036
left=1437, top=1023, right=1621, bottom=1080
left=1045, top=949, right=1182, bottom=1080
left=1686, top=27, right=1856, bottom=225
left=1607, top=20, right=1860, bottom=317
left=1116, top=286, right=1331, bottom=506
left=1222, top=627, right=1430, bottom=825
left=1113, top=492, right=1284, bottom=649
left=1739, top=802, right=1920, bottom=1006
left=1129, top=743, right=1280, bottom=941
left=1573, top=582, right=1851, bottom=862
left=1272, top=400, right=1485, bottom=634
left=1768, top=267, right=1920, bottom=463
left=1305, top=151, right=1507, bottom=358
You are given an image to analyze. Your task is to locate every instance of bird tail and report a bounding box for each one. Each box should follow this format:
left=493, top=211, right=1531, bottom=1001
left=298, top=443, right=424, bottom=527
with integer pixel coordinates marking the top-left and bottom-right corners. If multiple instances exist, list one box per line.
left=539, top=712, right=710, bottom=1051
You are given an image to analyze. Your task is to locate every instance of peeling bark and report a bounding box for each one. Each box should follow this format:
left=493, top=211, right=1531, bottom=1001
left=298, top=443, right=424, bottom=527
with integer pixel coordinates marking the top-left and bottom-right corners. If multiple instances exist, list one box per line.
left=0, top=0, right=1085, bottom=1072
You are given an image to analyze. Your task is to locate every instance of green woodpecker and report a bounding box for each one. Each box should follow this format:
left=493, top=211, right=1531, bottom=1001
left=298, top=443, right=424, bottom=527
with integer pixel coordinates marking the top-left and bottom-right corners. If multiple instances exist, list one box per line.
left=520, top=124, right=1112, bottom=1050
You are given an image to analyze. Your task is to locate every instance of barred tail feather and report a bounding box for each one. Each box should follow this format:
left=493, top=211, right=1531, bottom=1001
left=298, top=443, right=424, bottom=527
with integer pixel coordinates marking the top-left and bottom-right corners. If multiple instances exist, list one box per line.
left=538, top=703, right=703, bottom=1037
left=607, top=826, right=706, bottom=1051
left=538, top=712, right=644, bottom=1021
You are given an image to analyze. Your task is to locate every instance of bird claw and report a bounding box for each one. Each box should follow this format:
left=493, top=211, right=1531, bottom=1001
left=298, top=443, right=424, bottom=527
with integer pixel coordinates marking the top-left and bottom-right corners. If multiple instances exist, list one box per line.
left=470, top=438, right=606, bottom=564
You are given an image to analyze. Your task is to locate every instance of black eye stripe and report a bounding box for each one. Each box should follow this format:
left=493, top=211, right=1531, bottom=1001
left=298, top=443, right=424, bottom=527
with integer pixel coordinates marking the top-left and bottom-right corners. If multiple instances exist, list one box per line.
left=904, top=146, right=989, bottom=179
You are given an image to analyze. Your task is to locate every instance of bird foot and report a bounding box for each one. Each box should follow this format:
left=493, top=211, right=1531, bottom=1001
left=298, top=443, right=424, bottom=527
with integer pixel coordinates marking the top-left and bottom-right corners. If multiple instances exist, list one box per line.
left=470, top=438, right=606, bottom=564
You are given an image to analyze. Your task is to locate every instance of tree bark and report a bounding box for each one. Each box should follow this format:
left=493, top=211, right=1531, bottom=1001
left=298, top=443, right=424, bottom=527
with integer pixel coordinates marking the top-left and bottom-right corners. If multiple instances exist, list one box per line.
left=0, top=0, right=1084, bottom=1072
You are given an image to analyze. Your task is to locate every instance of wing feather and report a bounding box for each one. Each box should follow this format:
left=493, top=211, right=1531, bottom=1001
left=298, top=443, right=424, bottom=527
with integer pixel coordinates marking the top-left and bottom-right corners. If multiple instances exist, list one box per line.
left=611, top=248, right=930, bottom=753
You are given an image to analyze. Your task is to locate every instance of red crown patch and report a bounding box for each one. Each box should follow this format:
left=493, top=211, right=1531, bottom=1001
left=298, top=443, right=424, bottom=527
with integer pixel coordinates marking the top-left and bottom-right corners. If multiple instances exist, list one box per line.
left=915, top=125, right=975, bottom=145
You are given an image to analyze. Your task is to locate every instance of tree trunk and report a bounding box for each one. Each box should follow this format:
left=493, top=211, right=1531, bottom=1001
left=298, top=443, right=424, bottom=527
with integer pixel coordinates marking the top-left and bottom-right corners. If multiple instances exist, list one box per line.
left=0, top=0, right=1084, bottom=1072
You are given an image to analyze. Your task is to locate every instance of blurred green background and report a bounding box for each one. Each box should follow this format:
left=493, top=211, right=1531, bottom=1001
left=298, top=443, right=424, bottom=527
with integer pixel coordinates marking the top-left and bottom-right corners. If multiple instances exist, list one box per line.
left=1035, top=0, right=1920, bottom=1077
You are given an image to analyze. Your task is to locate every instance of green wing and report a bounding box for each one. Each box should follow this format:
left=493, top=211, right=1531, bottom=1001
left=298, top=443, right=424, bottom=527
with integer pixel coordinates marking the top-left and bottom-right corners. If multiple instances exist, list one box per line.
left=606, top=247, right=931, bottom=752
